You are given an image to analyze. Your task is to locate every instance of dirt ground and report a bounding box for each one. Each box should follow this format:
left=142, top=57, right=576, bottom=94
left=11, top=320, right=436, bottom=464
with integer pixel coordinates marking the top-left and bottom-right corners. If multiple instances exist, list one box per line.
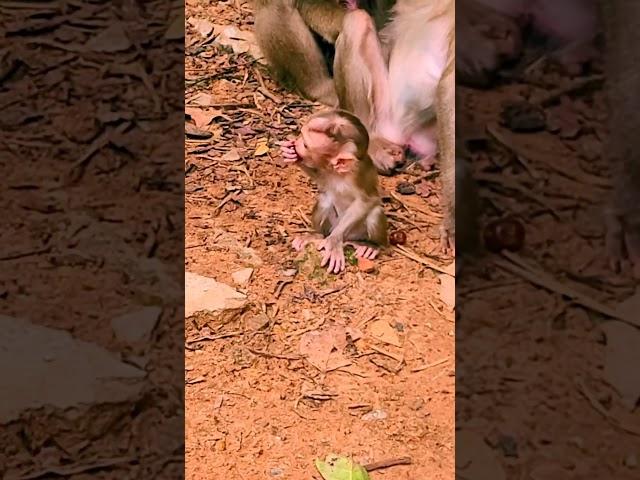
left=184, top=1, right=454, bottom=479
left=457, top=26, right=640, bottom=480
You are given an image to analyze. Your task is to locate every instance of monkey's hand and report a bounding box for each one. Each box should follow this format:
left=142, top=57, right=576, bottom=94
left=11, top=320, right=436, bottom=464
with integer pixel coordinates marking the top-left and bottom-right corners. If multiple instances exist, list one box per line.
left=280, top=140, right=300, bottom=164
left=317, top=236, right=346, bottom=274
left=605, top=203, right=640, bottom=278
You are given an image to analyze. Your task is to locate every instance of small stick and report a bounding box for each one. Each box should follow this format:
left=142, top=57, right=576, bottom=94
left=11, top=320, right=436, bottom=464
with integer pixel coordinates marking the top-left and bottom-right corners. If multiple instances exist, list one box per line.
left=370, top=345, right=404, bottom=363
left=363, top=457, right=412, bottom=472
left=186, top=331, right=243, bottom=345
left=411, top=357, right=449, bottom=373
left=274, top=279, right=293, bottom=298
left=496, top=252, right=639, bottom=328
left=393, top=245, right=452, bottom=275
left=248, top=348, right=302, bottom=360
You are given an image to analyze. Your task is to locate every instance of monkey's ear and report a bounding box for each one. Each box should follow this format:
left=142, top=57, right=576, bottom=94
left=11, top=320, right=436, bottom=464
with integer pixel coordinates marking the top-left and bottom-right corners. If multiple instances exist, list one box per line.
left=331, top=153, right=356, bottom=174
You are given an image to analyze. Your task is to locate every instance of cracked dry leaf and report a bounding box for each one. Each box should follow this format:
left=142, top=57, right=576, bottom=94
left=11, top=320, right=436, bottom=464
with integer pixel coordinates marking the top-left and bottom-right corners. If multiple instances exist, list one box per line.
left=299, top=328, right=351, bottom=372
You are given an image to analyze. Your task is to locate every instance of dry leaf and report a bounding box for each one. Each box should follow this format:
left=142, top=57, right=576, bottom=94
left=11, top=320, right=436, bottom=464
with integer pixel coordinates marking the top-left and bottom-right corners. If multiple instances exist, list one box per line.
left=185, top=107, right=214, bottom=129
left=86, top=24, right=132, bottom=52
left=602, top=320, right=640, bottom=410
left=190, top=93, right=214, bottom=106
left=456, top=431, right=506, bottom=480
left=299, top=328, right=352, bottom=372
left=189, top=18, right=214, bottom=37
left=254, top=140, right=269, bottom=156
left=369, top=320, right=401, bottom=347
left=222, top=149, right=241, bottom=161
left=439, top=273, right=455, bottom=308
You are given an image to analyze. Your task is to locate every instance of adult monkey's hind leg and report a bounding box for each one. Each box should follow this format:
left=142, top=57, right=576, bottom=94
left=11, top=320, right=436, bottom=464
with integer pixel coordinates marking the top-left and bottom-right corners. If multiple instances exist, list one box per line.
left=333, top=9, right=405, bottom=174
left=253, top=0, right=339, bottom=106
left=436, top=58, right=456, bottom=254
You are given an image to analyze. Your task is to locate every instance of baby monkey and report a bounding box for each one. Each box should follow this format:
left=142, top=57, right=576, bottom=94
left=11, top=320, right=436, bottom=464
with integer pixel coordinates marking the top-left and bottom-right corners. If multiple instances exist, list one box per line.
left=281, top=110, right=389, bottom=274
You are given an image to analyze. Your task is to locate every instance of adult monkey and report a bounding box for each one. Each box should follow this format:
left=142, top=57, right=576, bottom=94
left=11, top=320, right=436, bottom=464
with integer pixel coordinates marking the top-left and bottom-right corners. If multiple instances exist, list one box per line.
left=253, top=1, right=396, bottom=107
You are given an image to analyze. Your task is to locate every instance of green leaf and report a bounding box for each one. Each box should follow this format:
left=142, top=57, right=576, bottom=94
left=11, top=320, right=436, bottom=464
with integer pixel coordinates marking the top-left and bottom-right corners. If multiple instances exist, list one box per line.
left=314, top=454, right=370, bottom=480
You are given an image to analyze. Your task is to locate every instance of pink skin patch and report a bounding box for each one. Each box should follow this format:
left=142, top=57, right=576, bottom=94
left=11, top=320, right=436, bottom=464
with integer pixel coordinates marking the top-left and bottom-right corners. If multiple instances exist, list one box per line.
left=344, top=0, right=358, bottom=11
left=406, top=126, right=438, bottom=164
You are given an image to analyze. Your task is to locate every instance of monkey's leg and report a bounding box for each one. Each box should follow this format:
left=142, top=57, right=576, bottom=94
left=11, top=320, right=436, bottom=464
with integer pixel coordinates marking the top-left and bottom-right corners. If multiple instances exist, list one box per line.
left=601, top=0, right=640, bottom=277
left=333, top=9, right=405, bottom=174
left=253, top=1, right=338, bottom=106
left=292, top=194, right=332, bottom=252
left=435, top=62, right=456, bottom=255
left=345, top=203, right=389, bottom=259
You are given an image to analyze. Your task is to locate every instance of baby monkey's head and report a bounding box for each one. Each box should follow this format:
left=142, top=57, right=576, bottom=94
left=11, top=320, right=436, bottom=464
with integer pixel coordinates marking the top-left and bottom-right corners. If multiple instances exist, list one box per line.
left=294, top=110, right=369, bottom=174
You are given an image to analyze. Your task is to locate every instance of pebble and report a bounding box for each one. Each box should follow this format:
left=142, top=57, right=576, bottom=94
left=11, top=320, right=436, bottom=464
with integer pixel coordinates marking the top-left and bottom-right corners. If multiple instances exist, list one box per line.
left=362, top=409, right=388, bottom=421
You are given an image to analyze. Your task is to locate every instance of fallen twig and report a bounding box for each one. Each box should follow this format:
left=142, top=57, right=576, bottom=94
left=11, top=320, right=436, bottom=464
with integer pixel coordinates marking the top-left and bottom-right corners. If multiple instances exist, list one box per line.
left=186, top=331, right=243, bottom=345
left=411, top=357, right=449, bottom=373
left=248, top=348, right=302, bottom=360
left=363, top=457, right=412, bottom=472
left=496, top=251, right=639, bottom=328
left=393, top=245, right=453, bottom=276
left=576, top=378, right=640, bottom=436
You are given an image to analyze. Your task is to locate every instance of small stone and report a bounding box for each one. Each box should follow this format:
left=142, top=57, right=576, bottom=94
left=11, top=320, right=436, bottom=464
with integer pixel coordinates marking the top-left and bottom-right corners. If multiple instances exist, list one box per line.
left=357, top=257, right=376, bottom=273
left=362, top=409, right=388, bottom=421
left=501, top=100, right=546, bottom=132
left=269, top=467, right=284, bottom=477
left=282, top=268, right=297, bottom=277
left=185, top=272, right=247, bottom=317
left=396, top=181, right=416, bottom=195
left=232, top=267, right=254, bottom=286
left=111, top=306, right=161, bottom=344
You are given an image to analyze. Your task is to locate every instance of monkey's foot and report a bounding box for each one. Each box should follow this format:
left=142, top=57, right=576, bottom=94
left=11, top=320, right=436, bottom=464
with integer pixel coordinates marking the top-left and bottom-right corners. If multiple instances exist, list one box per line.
left=317, top=237, right=346, bottom=274
left=369, top=137, right=405, bottom=175
left=292, top=234, right=323, bottom=252
left=439, top=225, right=455, bottom=256
left=345, top=241, right=379, bottom=260
left=605, top=210, right=640, bottom=278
